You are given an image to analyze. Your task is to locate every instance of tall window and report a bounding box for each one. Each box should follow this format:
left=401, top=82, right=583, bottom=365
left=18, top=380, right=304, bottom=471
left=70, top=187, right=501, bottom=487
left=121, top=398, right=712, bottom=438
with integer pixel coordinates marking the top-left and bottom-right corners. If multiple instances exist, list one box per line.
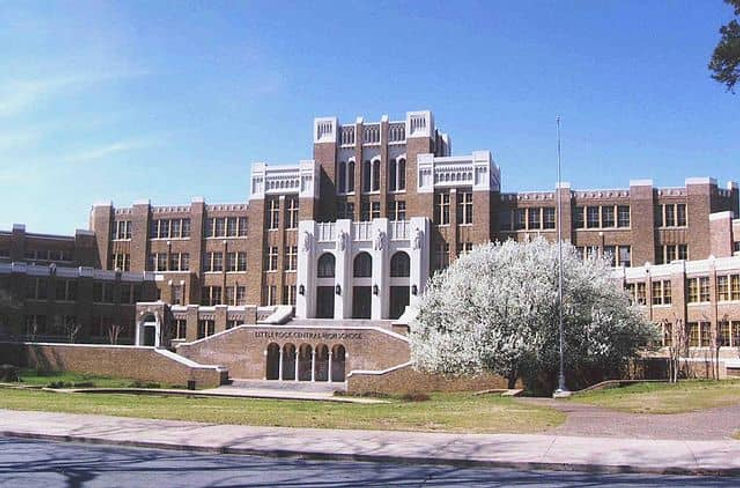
left=197, top=319, right=215, bottom=339
left=656, top=203, right=687, bottom=227
left=362, top=160, right=371, bottom=193
left=603, top=246, right=631, bottom=267
left=285, top=246, right=298, bottom=271
left=337, top=161, right=347, bottom=193
left=113, top=220, right=131, bottom=240
left=371, top=201, right=381, bottom=220
left=268, top=199, right=280, bottom=229
left=651, top=280, right=672, bottom=305
left=266, top=246, right=278, bottom=271
left=112, top=253, right=130, bottom=271
left=286, top=197, right=299, bottom=229
left=263, top=285, right=277, bottom=306
left=317, top=253, right=335, bottom=278
left=543, top=207, right=556, bottom=229
left=201, top=286, right=222, bottom=306
left=172, top=284, right=184, bottom=305
left=434, top=191, right=450, bottom=225
left=338, top=201, right=355, bottom=220
left=687, top=277, right=710, bottom=303
left=353, top=252, right=372, bottom=277
left=389, top=157, right=406, bottom=191
left=225, top=252, right=247, bottom=272
left=457, top=190, right=473, bottom=224
left=388, top=201, right=406, bottom=221
left=435, top=242, right=450, bottom=269
left=202, top=252, right=224, bottom=272
left=283, top=285, right=297, bottom=306
left=390, top=252, right=410, bottom=277
left=347, top=160, right=355, bottom=192
left=372, top=159, right=380, bottom=192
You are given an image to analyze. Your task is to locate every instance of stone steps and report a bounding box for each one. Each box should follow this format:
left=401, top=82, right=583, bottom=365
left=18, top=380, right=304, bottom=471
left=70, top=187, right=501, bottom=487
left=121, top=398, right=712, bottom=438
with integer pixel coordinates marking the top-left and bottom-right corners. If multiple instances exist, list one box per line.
left=228, top=379, right=346, bottom=393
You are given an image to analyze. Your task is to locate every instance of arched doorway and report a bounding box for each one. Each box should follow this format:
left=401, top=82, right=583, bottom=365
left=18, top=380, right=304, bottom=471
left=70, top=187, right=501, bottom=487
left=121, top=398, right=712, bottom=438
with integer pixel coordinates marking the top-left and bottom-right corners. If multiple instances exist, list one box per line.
left=265, top=343, right=280, bottom=380
left=136, top=313, right=159, bottom=347
left=352, top=253, right=372, bottom=319
left=331, top=344, right=346, bottom=382
left=282, top=343, right=296, bottom=381
left=390, top=252, right=411, bottom=319
left=298, top=344, right=313, bottom=381
left=314, top=344, right=329, bottom=382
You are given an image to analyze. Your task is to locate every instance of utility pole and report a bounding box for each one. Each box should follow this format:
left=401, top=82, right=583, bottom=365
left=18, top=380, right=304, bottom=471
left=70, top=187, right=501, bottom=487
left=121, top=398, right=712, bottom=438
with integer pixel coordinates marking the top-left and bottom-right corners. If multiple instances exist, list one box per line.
left=554, top=115, right=570, bottom=398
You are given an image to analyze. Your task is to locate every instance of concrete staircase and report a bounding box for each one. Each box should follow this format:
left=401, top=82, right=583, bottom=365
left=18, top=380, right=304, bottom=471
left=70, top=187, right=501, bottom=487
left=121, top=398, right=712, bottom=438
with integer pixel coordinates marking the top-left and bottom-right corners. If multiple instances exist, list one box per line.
left=228, top=378, right=346, bottom=393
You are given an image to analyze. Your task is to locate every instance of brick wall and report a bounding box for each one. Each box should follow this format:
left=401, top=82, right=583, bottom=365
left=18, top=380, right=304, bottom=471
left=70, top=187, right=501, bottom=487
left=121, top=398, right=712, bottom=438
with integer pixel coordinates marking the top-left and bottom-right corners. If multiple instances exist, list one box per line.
left=347, top=364, right=513, bottom=394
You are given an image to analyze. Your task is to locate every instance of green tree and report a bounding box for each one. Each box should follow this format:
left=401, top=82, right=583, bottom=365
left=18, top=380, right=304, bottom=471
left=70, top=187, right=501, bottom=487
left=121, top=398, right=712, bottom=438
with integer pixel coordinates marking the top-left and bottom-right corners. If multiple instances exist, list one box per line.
left=709, top=0, right=740, bottom=92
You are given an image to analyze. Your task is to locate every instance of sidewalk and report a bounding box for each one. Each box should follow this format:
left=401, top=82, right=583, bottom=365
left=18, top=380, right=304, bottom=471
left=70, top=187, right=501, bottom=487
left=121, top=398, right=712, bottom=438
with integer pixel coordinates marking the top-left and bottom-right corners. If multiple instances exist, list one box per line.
left=1, top=409, right=739, bottom=476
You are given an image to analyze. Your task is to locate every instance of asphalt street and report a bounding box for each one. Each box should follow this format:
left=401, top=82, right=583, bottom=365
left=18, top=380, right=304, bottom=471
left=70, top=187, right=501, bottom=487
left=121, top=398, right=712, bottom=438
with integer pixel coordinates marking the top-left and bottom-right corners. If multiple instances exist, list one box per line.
left=0, top=436, right=735, bottom=487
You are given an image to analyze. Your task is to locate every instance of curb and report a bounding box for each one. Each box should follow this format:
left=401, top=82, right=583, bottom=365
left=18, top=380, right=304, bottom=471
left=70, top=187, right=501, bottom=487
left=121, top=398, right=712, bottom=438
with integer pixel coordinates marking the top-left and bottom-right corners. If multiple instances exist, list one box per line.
left=2, top=430, right=738, bottom=478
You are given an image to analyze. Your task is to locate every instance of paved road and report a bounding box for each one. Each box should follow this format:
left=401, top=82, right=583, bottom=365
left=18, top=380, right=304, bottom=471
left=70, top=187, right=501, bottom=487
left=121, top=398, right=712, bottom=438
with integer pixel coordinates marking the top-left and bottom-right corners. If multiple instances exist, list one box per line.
left=0, top=437, right=735, bottom=487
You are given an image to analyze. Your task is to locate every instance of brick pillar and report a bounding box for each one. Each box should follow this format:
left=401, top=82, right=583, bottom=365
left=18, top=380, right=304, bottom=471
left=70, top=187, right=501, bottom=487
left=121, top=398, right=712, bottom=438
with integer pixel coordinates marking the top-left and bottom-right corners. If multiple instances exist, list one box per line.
left=629, top=180, right=656, bottom=265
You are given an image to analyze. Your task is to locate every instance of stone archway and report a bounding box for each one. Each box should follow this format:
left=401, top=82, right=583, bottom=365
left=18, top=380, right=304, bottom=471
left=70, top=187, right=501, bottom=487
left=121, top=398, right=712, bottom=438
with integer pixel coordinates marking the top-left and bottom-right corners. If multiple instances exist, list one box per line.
left=136, top=312, right=160, bottom=347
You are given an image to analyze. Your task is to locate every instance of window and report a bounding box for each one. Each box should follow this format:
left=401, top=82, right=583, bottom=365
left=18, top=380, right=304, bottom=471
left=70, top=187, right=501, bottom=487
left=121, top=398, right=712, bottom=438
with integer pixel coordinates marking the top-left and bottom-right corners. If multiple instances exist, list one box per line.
left=182, top=219, right=192, bottom=238
left=390, top=252, right=410, bottom=277
left=237, top=217, right=247, bottom=237
left=718, top=275, right=729, bottom=301
left=362, top=160, right=379, bottom=193
left=457, top=190, right=473, bottom=224
left=197, top=320, right=215, bottom=339
left=347, top=160, right=355, bottom=192
left=201, top=286, right=222, bottom=306
left=285, top=246, right=298, bottom=271
left=527, top=207, right=541, bottom=230
left=574, top=206, right=585, bottom=229
left=719, top=321, right=731, bottom=347
left=625, top=282, right=647, bottom=306
left=202, top=252, right=224, bottom=272
left=268, top=199, right=280, bottom=229
left=372, top=159, right=380, bottom=192
left=157, top=253, right=167, bottom=272
left=263, top=285, right=277, bottom=306
left=586, top=206, right=600, bottom=228
left=317, top=253, right=335, bottom=278
left=601, top=206, right=615, bottom=228
left=371, top=201, right=381, bottom=220
left=338, top=201, right=355, bottom=220
left=435, top=242, right=450, bottom=269
left=388, top=201, right=406, bottom=221
left=112, top=253, right=130, bottom=271
left=236, top=285, right=246, bottom=305
left=688, top=322, right=700, bottom=347
left=434, top=191, right=450, bottom=225
left=205, top=217, right=246, bottom=238
left=360, top=201, right=370, bottom=221
left=663, top=322, right=673, bottom=347
left=657, top=203, right=687, bottom=227
left=732, top=275, right=740, bottom=300
left=543, top=207, right=556, bottom=229
left=266, top=247, right=278, bottom=271
left=225, top=286, right=235, bottom=305
left=700, top=322, right=712, bottom=347
left=93, top=282, right=113, bottom=303
left=172, top=284, right=184, bottom=305
left=656, top=244, right=688, bottom=264
left=174, top=320, right=187, bottom=340
left=121, top=283, right=138, bottom=304
left=457, top=242, right=473, bottom=255
left=687, top=277, right=710, bottom=303
left=515, top=209, right=526, bottom=230
left=337, top=161, right=347, bottom=193
left=389, top=157, right=406, bottom=191
left=286, top=197, right=299, bottom=229
left=652, top=280, right=671, bottom=305
left=354, top=252, right=372, bottom=278
left=225, top=252, right=247, bottom=272
left=226, top=217, right=238, bottom=237
left=55, top=280, right=77, bottom=301
left=283, top=285, right=296, bottom=306
left=149, top=218, right=191, bottom=239
left=498, top=209, right=512, bottom=230
left=113, top=220, right=131, bottom=240
left=617, top=206, right=631, bottom=227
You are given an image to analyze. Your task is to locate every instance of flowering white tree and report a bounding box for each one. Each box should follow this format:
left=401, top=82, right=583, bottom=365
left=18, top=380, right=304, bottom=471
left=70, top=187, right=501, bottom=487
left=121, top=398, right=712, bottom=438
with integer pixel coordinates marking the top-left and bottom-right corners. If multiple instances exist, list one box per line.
left=409, top=237, right=659, bottom=391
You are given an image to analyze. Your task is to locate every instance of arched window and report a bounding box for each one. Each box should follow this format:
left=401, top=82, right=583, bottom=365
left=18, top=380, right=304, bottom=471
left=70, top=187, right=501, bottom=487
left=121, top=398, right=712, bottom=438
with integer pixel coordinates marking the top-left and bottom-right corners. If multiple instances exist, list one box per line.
left=372, top=159, right=380, bottom=191
left=362, top=161, right=371, bottom=193
left=390, top=251, right=410, bottom=277
left=347, top=160, right=355, bottom=192
left=337, top=162, right=346, bottom=193
left=389, top=159, right=397, bottom=191
left=317, top=253, right=335, bottom=278
left=397, top=158, right=406, bottom=190
left=353, top=252, right=372, bottom=277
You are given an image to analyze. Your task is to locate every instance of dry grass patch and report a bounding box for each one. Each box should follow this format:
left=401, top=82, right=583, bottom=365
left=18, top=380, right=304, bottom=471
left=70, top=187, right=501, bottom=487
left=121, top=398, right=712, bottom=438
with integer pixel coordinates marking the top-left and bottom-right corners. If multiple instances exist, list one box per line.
left=0, top=388, right=564, bottom=434
left=571, top=380, right=740, bottom=414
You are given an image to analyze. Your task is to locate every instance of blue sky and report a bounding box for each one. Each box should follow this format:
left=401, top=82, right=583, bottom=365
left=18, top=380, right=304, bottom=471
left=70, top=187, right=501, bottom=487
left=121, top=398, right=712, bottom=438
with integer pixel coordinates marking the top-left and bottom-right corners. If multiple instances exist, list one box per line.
left=1, top=0, right=738, bottom=234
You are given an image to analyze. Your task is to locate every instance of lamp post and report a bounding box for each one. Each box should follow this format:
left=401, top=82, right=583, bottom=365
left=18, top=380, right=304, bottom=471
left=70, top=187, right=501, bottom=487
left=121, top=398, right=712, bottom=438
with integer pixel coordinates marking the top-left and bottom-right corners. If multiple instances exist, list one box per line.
left=554, top=115, right=570, bottom=398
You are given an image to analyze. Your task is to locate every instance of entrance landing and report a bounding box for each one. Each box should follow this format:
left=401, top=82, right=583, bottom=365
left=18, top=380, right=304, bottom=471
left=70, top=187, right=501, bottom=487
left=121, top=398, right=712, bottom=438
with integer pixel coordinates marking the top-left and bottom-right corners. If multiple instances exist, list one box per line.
left=229, top=379, right=345, bottom=394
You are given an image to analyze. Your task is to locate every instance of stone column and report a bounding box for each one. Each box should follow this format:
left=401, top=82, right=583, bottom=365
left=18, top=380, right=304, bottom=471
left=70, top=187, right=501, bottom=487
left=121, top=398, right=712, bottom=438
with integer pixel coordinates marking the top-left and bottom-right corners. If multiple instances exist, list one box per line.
left=311, top=348, right=316, bottom=382
left=328, top=349, right=333, bottom=382
left=278, top=345, right=284, bottom=381
left=294, top=350, right=299, bottom=382
left=371, top=218, right=389, bottom=320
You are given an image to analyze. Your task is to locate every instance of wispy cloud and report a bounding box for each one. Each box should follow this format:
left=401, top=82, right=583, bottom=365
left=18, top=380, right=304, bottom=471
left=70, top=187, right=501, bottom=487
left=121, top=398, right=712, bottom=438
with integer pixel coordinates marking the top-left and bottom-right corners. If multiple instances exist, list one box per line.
left=61, top=138, right=162, bottom=163
left=0, top=129, right=39, bottom=151
left=0, top=70, right=147, bottom=117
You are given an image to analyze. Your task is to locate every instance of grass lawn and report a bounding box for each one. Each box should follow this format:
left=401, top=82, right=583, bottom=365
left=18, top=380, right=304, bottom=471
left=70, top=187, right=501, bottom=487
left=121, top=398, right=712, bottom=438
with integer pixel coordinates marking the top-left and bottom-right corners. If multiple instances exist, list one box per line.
left=0, top=388, right=565, bottom=434
left=7, top=368, right=163, bottom=389
left=571, top=379, right=740, bottom=414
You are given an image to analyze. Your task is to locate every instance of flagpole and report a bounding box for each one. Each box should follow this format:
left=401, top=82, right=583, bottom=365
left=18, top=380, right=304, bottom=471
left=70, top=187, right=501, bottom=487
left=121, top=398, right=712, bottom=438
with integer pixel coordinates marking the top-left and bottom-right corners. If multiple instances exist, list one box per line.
left=555, top=115, right=570, bottom=397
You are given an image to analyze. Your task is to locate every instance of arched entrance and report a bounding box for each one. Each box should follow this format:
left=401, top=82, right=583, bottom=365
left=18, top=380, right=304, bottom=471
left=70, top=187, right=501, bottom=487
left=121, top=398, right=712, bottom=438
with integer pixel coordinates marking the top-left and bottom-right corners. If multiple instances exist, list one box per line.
left=282, top=343, right=296, bottom=381
left=136, top=313, right=159, bottom=347
left=314, top=344, right=329, bottom=382
left=265, top=343, right=280, bottom=380
left=298, top=344, right=313, bottom=381
left=331, top=344, right=346, bottom=382
left=316, top=253, right=336, bottom=318
left=390, top=251, right=411, bottom=319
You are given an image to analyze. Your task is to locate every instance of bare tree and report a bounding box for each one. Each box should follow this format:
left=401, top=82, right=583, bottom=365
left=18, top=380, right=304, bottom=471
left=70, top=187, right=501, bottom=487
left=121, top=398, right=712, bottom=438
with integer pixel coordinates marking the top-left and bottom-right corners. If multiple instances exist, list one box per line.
left=62, top=317, right=82, bottom=344
left=107, top=323, right=123, bottom=345
left=667, top=316, right=689, bottom=383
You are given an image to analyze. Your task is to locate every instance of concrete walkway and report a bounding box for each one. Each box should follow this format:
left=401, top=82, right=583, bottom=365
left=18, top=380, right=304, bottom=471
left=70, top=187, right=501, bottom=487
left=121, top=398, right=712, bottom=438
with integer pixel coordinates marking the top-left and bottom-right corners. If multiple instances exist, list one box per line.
left=0, top=409, right=738, bottom=477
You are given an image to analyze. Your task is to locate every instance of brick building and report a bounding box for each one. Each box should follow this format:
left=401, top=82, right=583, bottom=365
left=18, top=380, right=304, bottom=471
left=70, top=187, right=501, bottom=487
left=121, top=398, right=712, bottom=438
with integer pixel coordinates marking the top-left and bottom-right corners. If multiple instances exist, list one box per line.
left=2, top=109, right=740, bottom=385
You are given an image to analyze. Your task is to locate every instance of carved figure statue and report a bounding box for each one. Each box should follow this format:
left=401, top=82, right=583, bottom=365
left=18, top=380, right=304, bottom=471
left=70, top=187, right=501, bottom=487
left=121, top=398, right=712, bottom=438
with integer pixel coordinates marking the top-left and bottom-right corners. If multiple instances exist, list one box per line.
left=374, top=228, right=387, bottom=251
left=412, top=227, right=424, bottom=250
left=336, top=229, right=347, bottom=252
left=301, top=231, right=313, bottom=253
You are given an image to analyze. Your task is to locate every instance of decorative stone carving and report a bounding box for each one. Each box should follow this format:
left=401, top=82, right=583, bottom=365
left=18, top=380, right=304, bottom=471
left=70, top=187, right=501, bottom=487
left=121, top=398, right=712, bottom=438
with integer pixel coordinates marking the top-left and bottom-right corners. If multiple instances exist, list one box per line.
left=336, top=229, right=347, bottom=252
left=412, top=227, right=424, bottom=250
left=301, top=231, right=313, bottom=253
left=373, top=229, right=387, bottom=251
